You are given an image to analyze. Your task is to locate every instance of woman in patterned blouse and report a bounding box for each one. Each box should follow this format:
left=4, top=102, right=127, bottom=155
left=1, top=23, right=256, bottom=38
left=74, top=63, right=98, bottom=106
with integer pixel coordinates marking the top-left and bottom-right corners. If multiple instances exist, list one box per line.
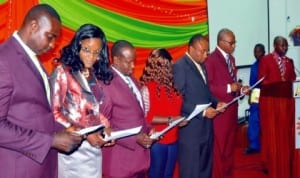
left=50, top=24, right=113, bottom=178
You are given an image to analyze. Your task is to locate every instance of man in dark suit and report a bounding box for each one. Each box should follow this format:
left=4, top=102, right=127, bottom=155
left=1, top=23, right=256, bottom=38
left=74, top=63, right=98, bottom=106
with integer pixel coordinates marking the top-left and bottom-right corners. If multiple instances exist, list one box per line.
left=173, top=34, right=225, bottom=178
left=205, top=28, right=244, bottom=178
left=0, top=4, right=82, bottom=178
left=100, top=40, right=154, bottom=178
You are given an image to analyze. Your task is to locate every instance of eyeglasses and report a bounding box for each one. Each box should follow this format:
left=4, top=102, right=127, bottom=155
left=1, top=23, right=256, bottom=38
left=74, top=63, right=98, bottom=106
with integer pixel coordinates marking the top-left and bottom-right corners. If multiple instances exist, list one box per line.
left=81, top=47, right=101, bottom=58
left=222, top=40, right=236, bottom=46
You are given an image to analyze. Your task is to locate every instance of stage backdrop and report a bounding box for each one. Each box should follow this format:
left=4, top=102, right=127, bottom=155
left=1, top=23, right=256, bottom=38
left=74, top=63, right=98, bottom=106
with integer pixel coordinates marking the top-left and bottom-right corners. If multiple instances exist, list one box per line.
left=0, top=0, right=208, bottom=78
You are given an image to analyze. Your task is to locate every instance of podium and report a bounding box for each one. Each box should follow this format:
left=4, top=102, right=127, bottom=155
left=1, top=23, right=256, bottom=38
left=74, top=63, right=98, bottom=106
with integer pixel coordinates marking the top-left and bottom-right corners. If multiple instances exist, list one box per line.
left=293, top=77, right=300, bottom=148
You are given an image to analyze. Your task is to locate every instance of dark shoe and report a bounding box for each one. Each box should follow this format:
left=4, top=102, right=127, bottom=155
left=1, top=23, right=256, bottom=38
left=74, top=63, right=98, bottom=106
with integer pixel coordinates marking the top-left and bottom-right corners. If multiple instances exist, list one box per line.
left=243, top=148, right=259, bottom=155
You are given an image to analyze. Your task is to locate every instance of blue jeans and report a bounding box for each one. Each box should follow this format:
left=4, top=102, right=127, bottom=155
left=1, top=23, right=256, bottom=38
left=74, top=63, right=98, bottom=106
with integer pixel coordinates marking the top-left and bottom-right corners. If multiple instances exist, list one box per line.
left=248, top=103, right=260, bottom=150
left=148, top=141, right=178, bottom=178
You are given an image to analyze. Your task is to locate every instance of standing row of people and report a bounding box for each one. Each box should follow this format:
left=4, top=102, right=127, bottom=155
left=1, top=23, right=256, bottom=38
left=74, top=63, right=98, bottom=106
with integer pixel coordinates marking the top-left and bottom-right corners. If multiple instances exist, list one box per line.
left=0, top=3, right=298, bottom=178
left=0, top=3, right=241, bottom=178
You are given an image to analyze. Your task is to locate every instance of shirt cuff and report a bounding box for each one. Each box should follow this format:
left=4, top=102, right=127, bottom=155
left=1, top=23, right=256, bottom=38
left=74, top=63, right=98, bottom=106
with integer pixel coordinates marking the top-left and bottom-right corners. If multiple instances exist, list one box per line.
left=227, top=84, right=231, bottom=93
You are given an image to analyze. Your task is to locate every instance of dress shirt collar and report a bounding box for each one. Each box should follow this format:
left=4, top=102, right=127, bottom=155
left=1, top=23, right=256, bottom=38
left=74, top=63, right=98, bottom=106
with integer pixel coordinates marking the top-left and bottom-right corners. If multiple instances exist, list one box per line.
left=217, top=46, right=229, bottom=59
left=185, top=52, right=200, bottom=64
left=13, top=31, right=36, bottom=58
left=111, top=66, right=129, bottom=83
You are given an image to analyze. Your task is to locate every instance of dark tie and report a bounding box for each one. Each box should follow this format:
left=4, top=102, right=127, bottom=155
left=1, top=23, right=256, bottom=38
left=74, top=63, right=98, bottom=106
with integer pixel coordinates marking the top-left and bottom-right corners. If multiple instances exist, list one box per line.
left=226, top=55, right=236, bottom=81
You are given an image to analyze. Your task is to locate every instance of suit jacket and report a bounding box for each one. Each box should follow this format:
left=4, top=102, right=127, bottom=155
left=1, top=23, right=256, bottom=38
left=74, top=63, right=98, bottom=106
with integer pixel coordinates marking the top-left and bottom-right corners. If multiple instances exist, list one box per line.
left=205, top=47, right=238, bottom=123
left=100, top=69, right=151, bottom=178
left=50, top=65, right=109, bottom=128
left=205, top=48, right=238, bottom=102
left=173, top=54, right=218, bottom=143
left=0, top=37, right=58, bottom=178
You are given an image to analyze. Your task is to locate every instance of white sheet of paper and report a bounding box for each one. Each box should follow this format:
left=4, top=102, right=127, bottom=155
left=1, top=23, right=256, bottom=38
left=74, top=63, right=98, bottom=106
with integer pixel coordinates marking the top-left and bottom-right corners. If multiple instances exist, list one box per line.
left=186, top=103, right=212, bottom=121
left=216, top=77, right=265, bottom=111
left=74, top=124, right=105, bottom=136
left=150, top=117, right=186, bottom=139
left=103, top=126, right=142, bottom=142
left=150, top=103, right=211, bottom=139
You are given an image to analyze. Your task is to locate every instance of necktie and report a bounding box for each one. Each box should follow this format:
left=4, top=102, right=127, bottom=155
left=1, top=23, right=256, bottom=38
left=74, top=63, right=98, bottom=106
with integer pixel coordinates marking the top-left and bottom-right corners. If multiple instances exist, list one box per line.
left=195, top=62, right=206, bottom=84
left=31, top=55, right=51, bottom=105
left=226, top=55, right=236, bottom=81
left=125, top=77, right=144, bottom=109
left=277, top=57, right=285, bottom=79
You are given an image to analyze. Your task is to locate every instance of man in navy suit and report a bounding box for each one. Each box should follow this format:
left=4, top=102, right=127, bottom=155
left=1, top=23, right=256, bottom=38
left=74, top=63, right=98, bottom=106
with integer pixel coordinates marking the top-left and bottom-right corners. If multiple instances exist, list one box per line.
left=173, top=34, right=225, bottom=178
left=0, top=4, right=82, bottom=178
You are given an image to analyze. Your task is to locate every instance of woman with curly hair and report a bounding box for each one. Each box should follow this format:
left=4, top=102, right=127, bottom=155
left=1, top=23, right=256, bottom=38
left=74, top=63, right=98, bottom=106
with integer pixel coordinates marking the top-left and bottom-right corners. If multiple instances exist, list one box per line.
left=140, top=48, right=183, bottom=178
left=50, top=23, right=113, bottom=178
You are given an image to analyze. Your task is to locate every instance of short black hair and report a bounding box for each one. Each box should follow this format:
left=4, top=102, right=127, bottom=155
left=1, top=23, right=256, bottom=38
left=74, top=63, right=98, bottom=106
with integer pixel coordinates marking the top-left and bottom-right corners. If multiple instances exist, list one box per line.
left=24, top=4, right=61, bottom=23
left=254, top=43, right=265, bottom=53
left=188, top=33, right=205, bottom=47
left=111, top=40, right=134, bottom=58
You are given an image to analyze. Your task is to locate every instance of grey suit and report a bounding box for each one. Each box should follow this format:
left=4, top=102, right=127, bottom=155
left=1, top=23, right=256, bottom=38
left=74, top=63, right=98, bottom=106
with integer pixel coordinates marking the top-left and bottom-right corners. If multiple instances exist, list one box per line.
left=173, top=54, right=218, bottom=178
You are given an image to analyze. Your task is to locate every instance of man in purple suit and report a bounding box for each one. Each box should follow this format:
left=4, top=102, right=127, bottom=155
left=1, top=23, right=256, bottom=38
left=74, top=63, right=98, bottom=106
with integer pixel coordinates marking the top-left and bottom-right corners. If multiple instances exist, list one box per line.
left=100, top=40, right=154, bottom=178
left=0, top=4, right=82, bottom=178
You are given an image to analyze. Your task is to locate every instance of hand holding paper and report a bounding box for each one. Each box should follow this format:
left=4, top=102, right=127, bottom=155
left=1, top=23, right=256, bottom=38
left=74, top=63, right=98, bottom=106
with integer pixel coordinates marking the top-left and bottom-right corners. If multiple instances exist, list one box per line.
left=185, top=103, right=212, bottom=121
left=150, top=103, right=211, bottom=139
left=103, top=126, right=142, bottom=142
left=74, top=124, right=105, bottom=136
left=150, top=117, right=186, bottom=139
left=216, top=77, right=265, bottom=111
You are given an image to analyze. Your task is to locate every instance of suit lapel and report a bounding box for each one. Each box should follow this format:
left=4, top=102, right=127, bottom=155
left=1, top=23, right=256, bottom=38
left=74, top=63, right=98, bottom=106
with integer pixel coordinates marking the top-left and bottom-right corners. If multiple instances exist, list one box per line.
left=112, top=70, right=145, bottom=111
left=72, top=70, right=92, bottom=93
left=184, top=55, right=207, bottom=84
left=12, top=37, right=45, bottom=89
left=71, top=70, right=101, bottom=106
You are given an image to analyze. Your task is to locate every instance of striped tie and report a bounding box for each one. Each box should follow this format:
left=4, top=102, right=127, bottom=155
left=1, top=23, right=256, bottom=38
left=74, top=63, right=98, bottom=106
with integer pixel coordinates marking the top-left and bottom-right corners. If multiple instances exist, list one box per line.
left=277, top=57, right=284, bottom=78
left=226, top=55, right=236, bottom=81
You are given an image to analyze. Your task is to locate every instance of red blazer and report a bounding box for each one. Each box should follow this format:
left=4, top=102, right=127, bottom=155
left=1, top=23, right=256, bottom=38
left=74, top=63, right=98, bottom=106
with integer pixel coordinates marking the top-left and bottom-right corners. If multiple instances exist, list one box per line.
left=205, top=47, right=237, bottom=102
